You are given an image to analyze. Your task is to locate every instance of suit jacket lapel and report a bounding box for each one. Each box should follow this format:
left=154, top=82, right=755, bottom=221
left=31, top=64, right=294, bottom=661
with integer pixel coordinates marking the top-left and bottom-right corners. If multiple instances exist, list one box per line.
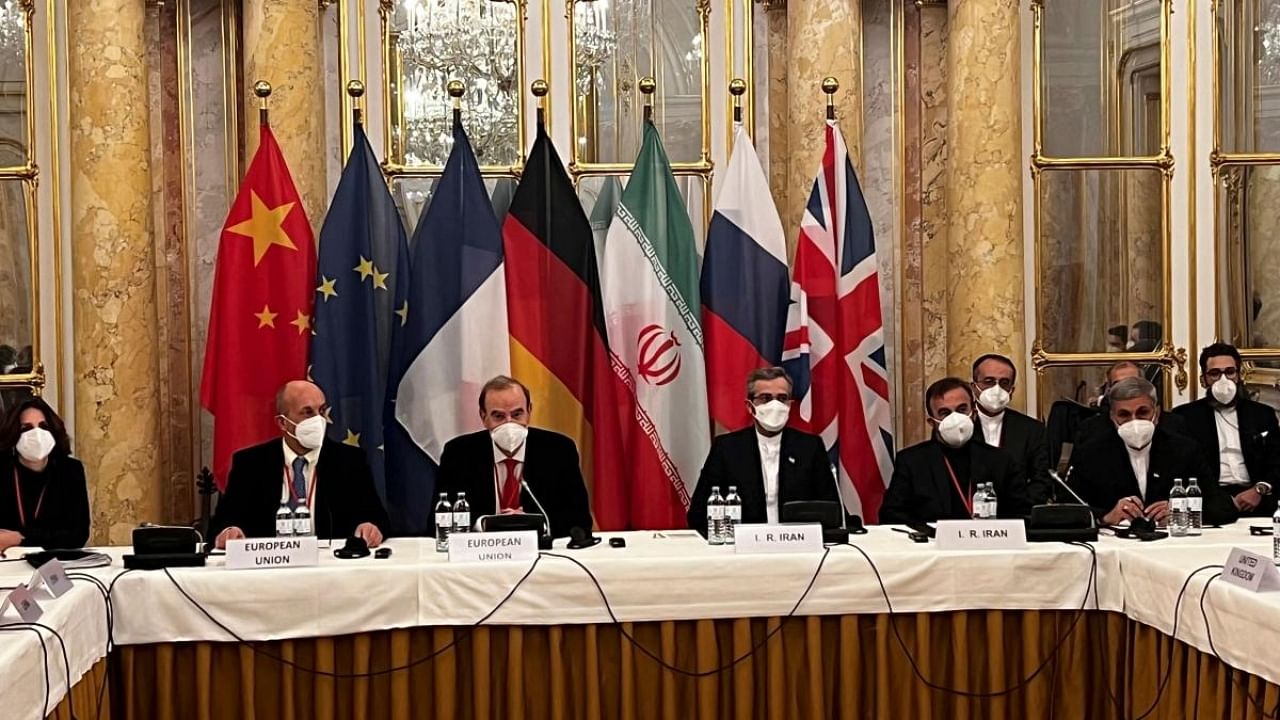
left=929, top=443, right=959, bottom=515
left=777, top=430, right=797, bottom=500
left=1108, top=437, right=1142, bottom=499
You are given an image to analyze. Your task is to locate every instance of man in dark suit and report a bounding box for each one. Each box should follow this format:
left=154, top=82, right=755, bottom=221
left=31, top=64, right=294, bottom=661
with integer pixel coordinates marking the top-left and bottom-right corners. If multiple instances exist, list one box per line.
left=970, top=353, right=1052, bottom=504
left=1075, top=361, right=1188, bottom=450
left=880, top=377, right=1031, bottom=525
left=211, top=381, right=389, bottom=548
left=687, top=367, right=837, bottom=534
left=438, top=376, right=592, bottom=538
left=1068, top=376, right=1236, bottom=526
left=1173, top=343, right=1280, bottom=518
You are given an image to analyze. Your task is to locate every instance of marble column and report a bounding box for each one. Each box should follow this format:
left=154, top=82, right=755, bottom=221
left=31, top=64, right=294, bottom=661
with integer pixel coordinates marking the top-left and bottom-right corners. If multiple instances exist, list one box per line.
left=242, top=0, right=327, bottom=233
left=779, top=0, right=863, bottom=250
left=944, top=0, right=1026, bottom=394
left=67, top=0, right=164, bottom=544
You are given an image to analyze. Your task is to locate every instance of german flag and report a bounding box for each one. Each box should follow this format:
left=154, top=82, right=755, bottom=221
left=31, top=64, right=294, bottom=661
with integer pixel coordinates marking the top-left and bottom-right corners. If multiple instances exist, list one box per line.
left=502, top=120, right=631, bottom=530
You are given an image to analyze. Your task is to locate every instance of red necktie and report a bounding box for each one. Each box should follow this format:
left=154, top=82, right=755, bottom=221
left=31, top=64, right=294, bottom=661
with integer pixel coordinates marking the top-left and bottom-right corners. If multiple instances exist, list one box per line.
left=500, top=458, right=523, bottom=511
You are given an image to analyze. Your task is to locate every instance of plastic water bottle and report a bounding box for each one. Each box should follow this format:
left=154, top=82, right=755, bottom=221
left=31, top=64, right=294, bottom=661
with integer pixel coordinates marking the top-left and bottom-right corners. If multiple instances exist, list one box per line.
left=707, top=487, right=725, bottom=545
left=292, top=497, right=313, bottom=536
left=972, top=483, right=988, bottom=519
left=724, top=486, right=742, bottom=545
left=1169, top=479, right=1187, bottom=537
left=1186, top=477, right=1203, bottom=536
left=435, top=493, right=453, bottom=553
left=985, top=482, right=998, bottom=519
left=453, top=492, right=471, bottom=534
left=1272, top=504, right=1280, bottom=562
left=275, top=501, right=294, bottom=537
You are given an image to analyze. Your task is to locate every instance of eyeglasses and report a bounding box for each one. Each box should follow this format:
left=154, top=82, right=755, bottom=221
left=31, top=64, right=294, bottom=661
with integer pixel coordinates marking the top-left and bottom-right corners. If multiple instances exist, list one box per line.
left=974, top=378, right=1014, bottom=391
left=748, top=393, right=791, bottom=405
left=1204, top=367, right=1240, bottom=381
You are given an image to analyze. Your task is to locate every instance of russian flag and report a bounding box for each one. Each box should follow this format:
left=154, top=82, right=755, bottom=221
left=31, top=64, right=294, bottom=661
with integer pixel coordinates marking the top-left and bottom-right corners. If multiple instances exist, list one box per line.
left=700, top=125, right=790, bottom=431
left=385, top=118, right=510, bottom=534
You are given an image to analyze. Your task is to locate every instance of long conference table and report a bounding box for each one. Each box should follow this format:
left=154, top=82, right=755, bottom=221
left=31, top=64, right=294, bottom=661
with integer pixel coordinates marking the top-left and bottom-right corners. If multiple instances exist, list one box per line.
left=3, top=524, right=1280, bottom=720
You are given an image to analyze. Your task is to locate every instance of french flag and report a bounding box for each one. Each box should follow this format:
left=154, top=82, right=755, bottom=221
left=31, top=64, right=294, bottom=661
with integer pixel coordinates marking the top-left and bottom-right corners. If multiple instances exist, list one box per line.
left=700, top=125, right=790, bottom=431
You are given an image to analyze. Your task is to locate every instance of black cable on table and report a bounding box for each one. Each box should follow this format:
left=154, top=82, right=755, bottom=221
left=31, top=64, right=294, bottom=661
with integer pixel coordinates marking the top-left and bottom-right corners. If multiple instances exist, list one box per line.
left=538, top=545, right=832, bottom=678
left=1065, top=540, right=1126, bottom=717
left=1197, top=573, right=1280, bottom=720
left=0, top=623, right=51, bottom=718
left=1131, top=564, right=1224, bottom=720
left=23, top=621, right=78, bottom=720
left=67, top=571, right=121, bottom=720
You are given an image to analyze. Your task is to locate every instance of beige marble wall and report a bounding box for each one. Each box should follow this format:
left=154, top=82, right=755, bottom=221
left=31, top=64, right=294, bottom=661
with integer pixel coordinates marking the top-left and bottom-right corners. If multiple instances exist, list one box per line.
left=67, top=0, right=163, bottom=543
left=766, top=7, right=788, bottom=224
left=944, top=0, right=1025, bottom=399
left=243, top=0, right=326, bottom=232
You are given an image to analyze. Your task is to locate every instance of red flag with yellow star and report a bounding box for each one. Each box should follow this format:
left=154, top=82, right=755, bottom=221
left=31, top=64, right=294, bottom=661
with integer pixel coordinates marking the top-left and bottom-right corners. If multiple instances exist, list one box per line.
left=200, top=125, right=316, bottom=489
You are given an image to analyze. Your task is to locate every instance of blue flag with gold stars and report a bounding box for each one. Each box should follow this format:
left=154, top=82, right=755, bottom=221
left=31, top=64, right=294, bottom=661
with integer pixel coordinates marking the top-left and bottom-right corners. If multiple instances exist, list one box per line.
left=310, top=121, right=410, bottom=503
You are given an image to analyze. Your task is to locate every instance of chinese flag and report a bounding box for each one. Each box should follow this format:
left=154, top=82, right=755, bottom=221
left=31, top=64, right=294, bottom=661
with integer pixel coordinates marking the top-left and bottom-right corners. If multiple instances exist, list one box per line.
left=200, top=125, right=316, bottom=489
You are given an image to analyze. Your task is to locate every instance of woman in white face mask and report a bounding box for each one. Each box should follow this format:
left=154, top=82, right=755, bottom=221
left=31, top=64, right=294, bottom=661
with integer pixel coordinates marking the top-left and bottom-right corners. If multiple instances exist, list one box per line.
left=0, top=398, right=90, bottom=553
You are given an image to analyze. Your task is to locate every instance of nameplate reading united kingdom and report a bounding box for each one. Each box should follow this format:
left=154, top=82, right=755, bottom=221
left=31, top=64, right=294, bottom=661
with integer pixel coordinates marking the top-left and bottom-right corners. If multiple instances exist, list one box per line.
left=935, top=520, right=1027, bottom=551
left=734, top=524, right=824, bottom=554
left=1223, top=547, right=1280, bottom=593
left=225, top=537, right=319, bottom=570
left=449, top=531, right=539, bottom=564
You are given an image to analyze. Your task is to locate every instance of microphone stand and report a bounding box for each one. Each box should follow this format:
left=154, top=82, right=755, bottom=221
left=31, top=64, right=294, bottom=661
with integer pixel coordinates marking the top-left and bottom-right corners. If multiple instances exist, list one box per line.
left=520, top=480, right=555, bottom=550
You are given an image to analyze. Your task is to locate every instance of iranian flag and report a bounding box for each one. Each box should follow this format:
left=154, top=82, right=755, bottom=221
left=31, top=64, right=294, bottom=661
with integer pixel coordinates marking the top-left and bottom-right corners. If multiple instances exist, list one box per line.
left=601, top=121, right=710, bottom=529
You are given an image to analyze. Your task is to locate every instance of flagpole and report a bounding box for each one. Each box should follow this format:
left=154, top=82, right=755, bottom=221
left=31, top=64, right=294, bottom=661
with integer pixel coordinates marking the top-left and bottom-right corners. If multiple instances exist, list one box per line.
left=532, top=78, right=548, bottom=127
left=447, top=80, right=464, bottom=128
left=729, top=78, right=746, bottom=154
left=822, top=76, right=839, bottom=121
left=347, top=80, right=365, bottom=128
left=640, top=76, right=655, bottom=125
left=254, top=80, right=271, bottom=128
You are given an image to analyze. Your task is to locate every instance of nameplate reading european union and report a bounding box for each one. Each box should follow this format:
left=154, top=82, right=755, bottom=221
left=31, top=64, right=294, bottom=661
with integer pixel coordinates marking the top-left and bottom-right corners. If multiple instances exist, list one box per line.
left=1223, top=547, right=1280, bottom=593
left=734, top=524, right=824, bottom=554
left=226, top=537, right=319, bottom=570
left=449, top=531, right=539, bottom=564
left=936, top=520, right=1027, bottom=551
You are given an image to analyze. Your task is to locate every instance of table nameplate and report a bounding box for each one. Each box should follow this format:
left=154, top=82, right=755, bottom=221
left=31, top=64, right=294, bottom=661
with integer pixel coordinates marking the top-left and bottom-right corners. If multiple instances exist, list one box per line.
left=1223, top=547, right=1280, bottom=593
left=734, top=524, right=824, bottom=554
left=935, top=520, right=1027, bottom=551
left=449, top=531, right=539, bottom=564
left=226, top=537, right=319, bottom=570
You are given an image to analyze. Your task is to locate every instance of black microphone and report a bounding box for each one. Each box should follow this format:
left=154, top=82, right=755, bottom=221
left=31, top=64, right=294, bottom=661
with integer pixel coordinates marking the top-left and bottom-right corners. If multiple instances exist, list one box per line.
left=567, top=526, right=602, bottom=549
left=520, top=480, right=554, bottom=549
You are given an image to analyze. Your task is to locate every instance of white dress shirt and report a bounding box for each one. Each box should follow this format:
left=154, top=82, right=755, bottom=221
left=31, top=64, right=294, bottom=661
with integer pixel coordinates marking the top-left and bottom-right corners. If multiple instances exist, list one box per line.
left=492, top=441, right=528, bottom=502
left=978, top=411, right=1004, bottom=447
left=1214, top=407, right=1251, bottom=486
left=756, top=431, right=783, bottom=524
left=1125, top=443, right=1151, bottom=499
left=281, top=439, right=321, bottom=511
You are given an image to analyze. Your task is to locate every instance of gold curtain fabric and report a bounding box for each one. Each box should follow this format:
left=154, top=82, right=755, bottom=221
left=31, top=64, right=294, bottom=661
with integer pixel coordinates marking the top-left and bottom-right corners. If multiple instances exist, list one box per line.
left=98, top=610, right=1280, bottom=720
left=47, top=660, right=110, bottom=720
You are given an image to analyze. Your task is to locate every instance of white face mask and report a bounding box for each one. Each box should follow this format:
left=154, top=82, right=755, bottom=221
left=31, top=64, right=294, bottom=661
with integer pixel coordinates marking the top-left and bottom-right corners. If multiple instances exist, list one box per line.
left=935, top=412, right=974, bottom=448
left=752, top=400, right=790, bottom=433
left=285, top=415, right=327, bottom=450
left=16, top=427, right=55, bottom=463
left=491, top=422, right=528, bottom=454
left=1116, top=419, right=1156, bottom=450
left=978, top=385, right=1011, bottom=414
left=1211, top=377, right=1238, bottom=406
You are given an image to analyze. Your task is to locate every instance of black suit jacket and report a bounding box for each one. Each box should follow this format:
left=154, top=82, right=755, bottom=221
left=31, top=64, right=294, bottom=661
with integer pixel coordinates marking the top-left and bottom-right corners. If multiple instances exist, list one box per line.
left=686, top=427, right=837, bottom=534
left=980, top=409, right=1053, bottom=505
left=1174, top=397, right=1280, bottom=516
left=209, top=438, right=390, bottom=540
left=438, top=427, right=592, bottom=538
left=880, top=439, right=1031, bottom=525
left=1066, top=424, right=1237, bottom=525
left=0, top=452, right=90, bottom=549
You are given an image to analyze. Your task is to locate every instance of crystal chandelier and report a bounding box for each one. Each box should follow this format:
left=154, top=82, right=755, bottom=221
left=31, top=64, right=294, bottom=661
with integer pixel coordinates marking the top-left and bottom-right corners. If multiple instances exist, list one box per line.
left=1258, top=2, right=1280, bottom=86
left=0, top=1, right=25, bottom=68
left=575, top=0, right=617, bottom=99
left=395, top=0, right=519, bottom=166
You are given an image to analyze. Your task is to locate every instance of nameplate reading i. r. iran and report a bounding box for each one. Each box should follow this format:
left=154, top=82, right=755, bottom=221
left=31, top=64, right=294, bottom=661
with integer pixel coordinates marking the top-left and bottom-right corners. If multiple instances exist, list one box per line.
left=935, top=520, right=1027, bottom=551
left=449, top=531, right=540, bottom=564
left=734, top=524, right=824, bottom=554
left=1223, top=547, right=1280, bottom=593
left=225, top=537, right=319, bottom=570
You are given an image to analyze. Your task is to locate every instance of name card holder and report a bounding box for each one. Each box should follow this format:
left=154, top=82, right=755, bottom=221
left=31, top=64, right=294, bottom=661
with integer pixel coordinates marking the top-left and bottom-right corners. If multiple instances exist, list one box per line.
left=226, top=537, right=319, bottom=570
left=0, top=584, right=43, bottom=623
left=449, top=531, right=540, bottom=564
left=1223, top=547, right=1280, bottom=593
left=935, top=520, right=1028, bottom=551
left=28, top=558, right=73, bottom=598
left=734, top=524, right=824, bottom=554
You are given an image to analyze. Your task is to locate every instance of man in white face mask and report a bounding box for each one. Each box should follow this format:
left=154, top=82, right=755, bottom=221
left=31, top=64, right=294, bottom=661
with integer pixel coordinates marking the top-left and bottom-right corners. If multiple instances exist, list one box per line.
left=1173, top=343, right=1280, bottom=518
left=438, top=376, right=592, bottom=538
left=970, top=354, right=1052, bottom=505
left=687, top=367, right=839, bottom=533
left=1068, top=377, right=1237, bottom=527
left=211, top=380, right=389, bottom=548
left=880, top=378, right=1030, bottom=524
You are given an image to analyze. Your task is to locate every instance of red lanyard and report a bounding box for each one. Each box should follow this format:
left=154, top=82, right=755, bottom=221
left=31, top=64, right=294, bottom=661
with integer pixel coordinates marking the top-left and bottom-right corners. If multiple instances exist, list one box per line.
left=281, top=460, right=318, bottom=505
left=14, top=467, right=47, bottom=529
left=942, top=457, right=973, bottom=516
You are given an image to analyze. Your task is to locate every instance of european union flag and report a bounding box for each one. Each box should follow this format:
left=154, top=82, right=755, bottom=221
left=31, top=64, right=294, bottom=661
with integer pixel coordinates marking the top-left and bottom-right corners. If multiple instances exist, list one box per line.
left=310, top=121, right=410, bottom=503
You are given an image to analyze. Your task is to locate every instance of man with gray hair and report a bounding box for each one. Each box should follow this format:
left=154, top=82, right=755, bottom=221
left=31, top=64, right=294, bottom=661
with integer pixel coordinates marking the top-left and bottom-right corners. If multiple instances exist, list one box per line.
left=687, top=367, right=838, bottom=533
left=1067, top=377, right=1236, bottom=527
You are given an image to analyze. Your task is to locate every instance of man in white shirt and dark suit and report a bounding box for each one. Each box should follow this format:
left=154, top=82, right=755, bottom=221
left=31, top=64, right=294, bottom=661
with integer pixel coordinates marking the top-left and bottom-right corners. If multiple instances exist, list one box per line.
left=1174, top=343, right=1280, bottom=518
left=686, top=367, right=838, bottom=534
left=970, top=353, right=1053, bottom=505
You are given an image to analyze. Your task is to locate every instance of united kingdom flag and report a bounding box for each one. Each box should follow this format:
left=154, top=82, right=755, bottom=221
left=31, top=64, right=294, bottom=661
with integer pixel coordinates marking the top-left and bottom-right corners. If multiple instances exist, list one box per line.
left=782, top=120, right=895, bottom=522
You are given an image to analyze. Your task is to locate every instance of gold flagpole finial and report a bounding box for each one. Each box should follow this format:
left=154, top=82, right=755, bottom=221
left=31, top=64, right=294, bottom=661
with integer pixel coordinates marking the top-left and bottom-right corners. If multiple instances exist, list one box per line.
left=729, top=78, right=746, bottom=124
left=532, top=79, right=549, bottom=125
left=347, top=80, right=365, bottom=126
left=639, top=76, right=656, bottom=124
left=821, top=77, right=839, bottom=120
left=448, top=80, right=465, bottom=125
left=254, top=80, right=272, bottom=127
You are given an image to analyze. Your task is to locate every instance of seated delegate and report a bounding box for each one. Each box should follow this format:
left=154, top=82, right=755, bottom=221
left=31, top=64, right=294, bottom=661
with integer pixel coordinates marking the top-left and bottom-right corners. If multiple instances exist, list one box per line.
left=0, top=398, right=91, bottom=551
